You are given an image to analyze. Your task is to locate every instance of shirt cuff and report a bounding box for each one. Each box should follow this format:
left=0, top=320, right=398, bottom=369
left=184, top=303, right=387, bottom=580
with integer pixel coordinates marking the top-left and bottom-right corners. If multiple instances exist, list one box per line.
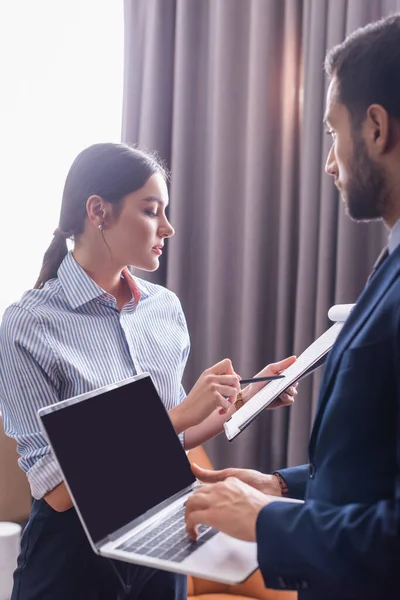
left=275, top=465, right=309, bottom=500
left=27, top=452, right=64, bottom=500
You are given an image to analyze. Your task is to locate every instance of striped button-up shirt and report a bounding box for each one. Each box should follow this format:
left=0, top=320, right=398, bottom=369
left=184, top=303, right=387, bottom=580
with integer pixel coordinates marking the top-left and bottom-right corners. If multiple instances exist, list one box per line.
left=0, top=252, right=190, bottom=499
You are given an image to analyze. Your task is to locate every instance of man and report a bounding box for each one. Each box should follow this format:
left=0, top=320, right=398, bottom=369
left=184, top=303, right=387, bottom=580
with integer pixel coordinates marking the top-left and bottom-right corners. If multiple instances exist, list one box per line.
left=185, top=14, right=400, bottom=600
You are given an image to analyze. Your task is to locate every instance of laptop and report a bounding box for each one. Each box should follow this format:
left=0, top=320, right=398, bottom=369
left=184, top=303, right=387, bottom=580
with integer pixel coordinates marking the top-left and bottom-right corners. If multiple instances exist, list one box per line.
left=37, top=373, right=258, bottom=584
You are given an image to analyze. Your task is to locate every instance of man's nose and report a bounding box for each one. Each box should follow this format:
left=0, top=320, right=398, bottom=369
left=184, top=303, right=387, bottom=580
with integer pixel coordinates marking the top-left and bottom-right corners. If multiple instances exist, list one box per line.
left=325, top=144, right=337, bottom=177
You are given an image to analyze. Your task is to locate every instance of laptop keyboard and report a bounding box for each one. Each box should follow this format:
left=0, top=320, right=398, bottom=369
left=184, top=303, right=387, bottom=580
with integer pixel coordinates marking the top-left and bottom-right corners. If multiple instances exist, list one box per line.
left=117, top=505, right=217, bottom=563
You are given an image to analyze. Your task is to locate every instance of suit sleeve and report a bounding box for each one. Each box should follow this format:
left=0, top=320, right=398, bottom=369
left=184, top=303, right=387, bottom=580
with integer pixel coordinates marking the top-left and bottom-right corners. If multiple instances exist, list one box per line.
left=256, top=480, right=400, bottom=596
left=275, top=465, right=308, bottom=500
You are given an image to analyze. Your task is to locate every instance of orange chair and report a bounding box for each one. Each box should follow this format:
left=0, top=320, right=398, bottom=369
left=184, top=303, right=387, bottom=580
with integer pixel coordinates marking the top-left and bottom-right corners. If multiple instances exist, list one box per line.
left=186, top=447, right=296, bottom=600
left=0, top=414, right=31, bottom=523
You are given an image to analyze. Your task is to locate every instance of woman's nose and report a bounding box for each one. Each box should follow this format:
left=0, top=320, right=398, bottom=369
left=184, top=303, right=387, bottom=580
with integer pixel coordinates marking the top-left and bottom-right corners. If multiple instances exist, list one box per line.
left=160, top=220, right=175, bottom=238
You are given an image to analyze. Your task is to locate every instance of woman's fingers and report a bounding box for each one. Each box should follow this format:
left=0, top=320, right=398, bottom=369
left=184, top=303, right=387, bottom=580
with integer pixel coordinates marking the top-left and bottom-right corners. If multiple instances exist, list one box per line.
left=267, top=355, right=296, bottom=374
left=216, top=384, right=239, bottom=399
left=280, top=392, right=294, bottom=405
left=206, top=358, right=235, bottom=375
left=214, top=393, right=234, bottom=411
left=286, top=384, right=298, bottom=396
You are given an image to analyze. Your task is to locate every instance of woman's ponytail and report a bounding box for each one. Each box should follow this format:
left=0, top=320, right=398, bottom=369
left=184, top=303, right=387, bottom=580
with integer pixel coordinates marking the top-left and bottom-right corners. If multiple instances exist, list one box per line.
left=34, top=229, right=70, bottom=289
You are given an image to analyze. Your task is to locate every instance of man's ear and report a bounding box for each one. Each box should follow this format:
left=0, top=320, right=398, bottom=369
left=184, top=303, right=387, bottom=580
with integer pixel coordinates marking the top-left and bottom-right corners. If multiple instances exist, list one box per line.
left=365, top=104, right=391, bottom=155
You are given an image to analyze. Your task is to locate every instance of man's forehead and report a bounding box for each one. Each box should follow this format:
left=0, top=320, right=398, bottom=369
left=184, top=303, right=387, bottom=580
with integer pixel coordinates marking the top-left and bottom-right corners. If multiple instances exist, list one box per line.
left=324, top=77, right=339, bottom=124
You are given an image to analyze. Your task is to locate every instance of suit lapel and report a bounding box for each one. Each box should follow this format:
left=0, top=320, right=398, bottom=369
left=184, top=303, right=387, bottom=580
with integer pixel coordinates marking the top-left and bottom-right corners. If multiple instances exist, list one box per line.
left=309, top=245, right=400, bottom=456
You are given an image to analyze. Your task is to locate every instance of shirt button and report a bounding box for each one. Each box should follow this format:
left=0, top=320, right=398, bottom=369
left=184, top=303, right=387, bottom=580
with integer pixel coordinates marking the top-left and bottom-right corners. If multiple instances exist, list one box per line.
left=293, top=581, right=301, bottom=590
left=277, top=576, right=287, bottom=589
left=309, top=463, right=316, bottom=479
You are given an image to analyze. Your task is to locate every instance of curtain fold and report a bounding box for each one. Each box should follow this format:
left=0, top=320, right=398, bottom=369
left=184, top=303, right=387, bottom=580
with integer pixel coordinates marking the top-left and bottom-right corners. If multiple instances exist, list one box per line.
left=122, top=0, right=399, bottom=472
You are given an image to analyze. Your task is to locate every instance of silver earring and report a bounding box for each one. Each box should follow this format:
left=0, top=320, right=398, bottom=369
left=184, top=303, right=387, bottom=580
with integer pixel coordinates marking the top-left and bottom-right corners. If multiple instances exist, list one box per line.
left=98, top=224, right=103, bottom=231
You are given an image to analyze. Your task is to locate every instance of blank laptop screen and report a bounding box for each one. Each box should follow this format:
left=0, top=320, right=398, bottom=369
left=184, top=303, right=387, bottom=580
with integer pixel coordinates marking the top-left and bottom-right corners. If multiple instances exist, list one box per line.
left=40, top=376, right=196, bottom=545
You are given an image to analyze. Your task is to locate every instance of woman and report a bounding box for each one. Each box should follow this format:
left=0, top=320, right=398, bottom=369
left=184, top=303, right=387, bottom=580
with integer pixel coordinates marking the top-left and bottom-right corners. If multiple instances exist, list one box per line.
left=0, top=143, right=297, bottom=600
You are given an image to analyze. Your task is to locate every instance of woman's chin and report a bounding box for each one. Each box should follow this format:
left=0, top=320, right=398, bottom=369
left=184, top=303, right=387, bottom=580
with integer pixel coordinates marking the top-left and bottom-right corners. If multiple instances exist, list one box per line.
left=134, top=258, right=160, bottom=272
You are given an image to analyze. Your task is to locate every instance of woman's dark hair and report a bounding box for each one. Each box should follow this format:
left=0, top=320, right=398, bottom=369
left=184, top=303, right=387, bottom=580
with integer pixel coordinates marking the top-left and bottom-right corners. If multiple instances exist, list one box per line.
left=325, top=14, right=400, bottom=130
left=34, top=143, right=167, bottom=289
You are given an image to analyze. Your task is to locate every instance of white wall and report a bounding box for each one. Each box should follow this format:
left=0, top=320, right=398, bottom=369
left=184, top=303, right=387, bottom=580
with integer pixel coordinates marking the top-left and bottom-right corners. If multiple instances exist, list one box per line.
left=0, top=0, right=124, bottom=317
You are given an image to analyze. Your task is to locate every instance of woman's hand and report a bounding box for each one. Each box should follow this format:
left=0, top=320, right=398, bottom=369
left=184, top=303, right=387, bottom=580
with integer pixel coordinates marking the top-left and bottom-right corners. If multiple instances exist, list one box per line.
left=170, top=358, right=240, bottom=434
left=242, top=355, right=298, bottom=408
left=44, top=482, right=73, bottom=512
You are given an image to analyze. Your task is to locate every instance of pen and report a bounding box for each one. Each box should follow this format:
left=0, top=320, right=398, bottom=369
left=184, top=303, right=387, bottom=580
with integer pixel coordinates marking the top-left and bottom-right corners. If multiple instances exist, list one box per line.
left=239, top=375, right=285, bottom=385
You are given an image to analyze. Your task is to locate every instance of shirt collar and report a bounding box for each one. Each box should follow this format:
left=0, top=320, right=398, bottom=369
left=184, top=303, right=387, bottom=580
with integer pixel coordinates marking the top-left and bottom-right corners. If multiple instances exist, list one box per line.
left=388, top=217, right=400, bottom=255
left=121, top=268, right=150, bottom=303
left=132, top=276, right=150, bottom=299
left=58, top=252, right=148, bottom=310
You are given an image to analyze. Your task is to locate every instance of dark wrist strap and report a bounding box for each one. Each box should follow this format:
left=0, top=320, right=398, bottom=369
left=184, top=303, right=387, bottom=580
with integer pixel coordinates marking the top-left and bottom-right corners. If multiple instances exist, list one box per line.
left=273, top=472, right=289, bottom=496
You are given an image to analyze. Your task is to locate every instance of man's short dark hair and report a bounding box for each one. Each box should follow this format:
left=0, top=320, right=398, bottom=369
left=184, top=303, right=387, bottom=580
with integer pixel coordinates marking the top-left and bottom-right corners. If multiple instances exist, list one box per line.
left=325, top=14, right=400, bottom=128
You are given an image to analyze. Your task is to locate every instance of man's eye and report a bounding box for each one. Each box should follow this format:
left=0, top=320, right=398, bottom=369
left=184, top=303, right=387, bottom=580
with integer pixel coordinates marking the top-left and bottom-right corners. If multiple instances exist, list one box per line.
left=325, top=128, right=336, bottom=139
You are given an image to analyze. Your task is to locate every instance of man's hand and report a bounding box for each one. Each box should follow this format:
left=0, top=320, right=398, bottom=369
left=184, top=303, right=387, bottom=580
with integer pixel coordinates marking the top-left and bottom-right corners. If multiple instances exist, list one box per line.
left=185, top=477, right=270, bottom=541
left=191, top=463, right=282, bottom=496
left=242, top=355, right=298, bottom=408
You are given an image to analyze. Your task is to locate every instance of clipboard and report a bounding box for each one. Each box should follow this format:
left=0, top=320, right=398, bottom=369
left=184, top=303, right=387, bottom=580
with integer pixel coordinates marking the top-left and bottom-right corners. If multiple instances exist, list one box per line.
left=224, top=319, right=346, bottom=441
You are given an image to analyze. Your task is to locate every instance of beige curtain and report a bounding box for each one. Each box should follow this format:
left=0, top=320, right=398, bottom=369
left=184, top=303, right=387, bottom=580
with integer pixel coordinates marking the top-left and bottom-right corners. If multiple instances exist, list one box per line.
left=122, top=0, right=397, bottom=472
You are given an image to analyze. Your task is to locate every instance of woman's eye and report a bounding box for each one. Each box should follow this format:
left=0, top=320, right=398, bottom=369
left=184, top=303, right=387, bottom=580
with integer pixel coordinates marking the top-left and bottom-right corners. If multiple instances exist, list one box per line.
left=145, top=210, right=157, bottom=218
left=325, top=128, right=336, bottom=140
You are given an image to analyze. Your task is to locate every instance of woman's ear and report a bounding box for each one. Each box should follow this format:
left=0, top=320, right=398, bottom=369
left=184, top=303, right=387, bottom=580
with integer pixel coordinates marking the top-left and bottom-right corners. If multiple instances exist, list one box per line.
left=86, top=195, right=106, bottom=228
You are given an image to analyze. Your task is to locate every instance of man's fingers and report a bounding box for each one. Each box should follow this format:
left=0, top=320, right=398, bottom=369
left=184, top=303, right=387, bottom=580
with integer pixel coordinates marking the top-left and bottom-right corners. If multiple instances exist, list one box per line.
left=185, top=492, right=212, bottom=539
left=185, top=510, right=208, bottom=540
left=186, top=490, right=210, bottom=511
left=191, top=463, right=229, bottom=483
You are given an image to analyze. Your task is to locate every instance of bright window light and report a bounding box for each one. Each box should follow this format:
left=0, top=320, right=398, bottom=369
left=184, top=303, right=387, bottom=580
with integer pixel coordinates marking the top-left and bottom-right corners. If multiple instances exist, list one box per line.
left=0, top=0, right=124, bottom=317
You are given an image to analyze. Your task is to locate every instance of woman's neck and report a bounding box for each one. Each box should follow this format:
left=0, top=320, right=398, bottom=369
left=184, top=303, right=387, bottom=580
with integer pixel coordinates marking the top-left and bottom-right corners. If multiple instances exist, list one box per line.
left=72, top=246, right=131, bottom=308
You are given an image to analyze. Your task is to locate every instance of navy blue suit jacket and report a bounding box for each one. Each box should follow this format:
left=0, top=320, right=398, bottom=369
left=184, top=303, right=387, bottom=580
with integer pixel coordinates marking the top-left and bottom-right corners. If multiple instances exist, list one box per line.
left=257, top=244, right=400, bottom=599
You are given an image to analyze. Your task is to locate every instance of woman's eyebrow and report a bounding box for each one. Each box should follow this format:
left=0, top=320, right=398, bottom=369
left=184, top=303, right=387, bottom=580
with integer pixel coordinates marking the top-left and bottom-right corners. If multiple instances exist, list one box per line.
left=142, top=195, right=167, bottom=207
left=323, top=113, right=330, bottom=128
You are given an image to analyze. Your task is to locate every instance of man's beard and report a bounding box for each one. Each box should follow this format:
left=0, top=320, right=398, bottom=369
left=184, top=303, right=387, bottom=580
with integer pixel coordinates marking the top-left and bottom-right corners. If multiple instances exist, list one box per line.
left=341, top=135, right=391, bottom=221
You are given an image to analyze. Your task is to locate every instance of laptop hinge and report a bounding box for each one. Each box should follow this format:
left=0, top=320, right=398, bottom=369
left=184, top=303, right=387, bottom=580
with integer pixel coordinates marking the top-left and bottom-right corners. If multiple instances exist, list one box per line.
left=95, top=482, right=198, bottom=549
